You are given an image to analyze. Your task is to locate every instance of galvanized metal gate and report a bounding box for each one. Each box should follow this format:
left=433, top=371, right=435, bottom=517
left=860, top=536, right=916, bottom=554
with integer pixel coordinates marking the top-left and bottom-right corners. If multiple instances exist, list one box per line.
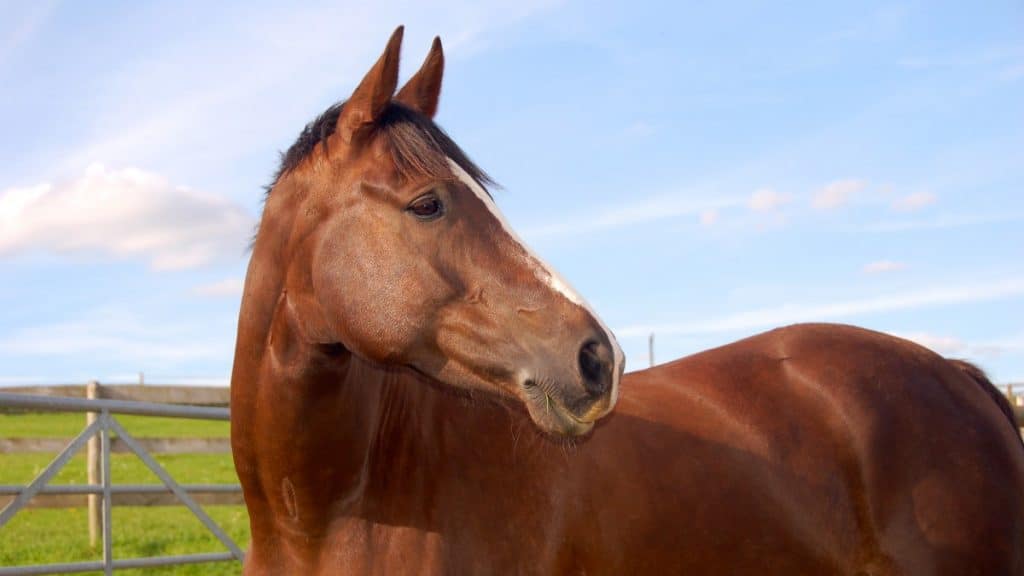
left=0, top=392, right=244, bottom=575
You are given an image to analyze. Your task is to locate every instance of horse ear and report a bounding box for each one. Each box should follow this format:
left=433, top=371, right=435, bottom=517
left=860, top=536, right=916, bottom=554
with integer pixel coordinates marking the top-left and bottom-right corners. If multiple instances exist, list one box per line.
left=336, top=26, right=404, bottom=144
left=395, top=36, right=444, bottom=118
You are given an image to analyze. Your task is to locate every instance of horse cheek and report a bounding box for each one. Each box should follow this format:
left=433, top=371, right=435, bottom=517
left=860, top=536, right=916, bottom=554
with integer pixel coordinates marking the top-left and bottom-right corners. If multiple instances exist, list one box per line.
left=316, top=242, right=423, bottom=362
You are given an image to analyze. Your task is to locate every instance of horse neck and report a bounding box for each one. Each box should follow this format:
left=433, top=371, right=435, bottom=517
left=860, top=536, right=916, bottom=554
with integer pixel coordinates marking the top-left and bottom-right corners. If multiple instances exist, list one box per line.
left=230, top=193, right=538, bottom=537
left=233, top=293, right=415, bottom=530
left=235, top=313, right=531, bottom=536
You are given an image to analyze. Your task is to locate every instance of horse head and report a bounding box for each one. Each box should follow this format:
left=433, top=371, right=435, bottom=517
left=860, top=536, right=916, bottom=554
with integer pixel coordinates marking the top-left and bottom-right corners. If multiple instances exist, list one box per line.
left=252, top=27, right=623, bottom=436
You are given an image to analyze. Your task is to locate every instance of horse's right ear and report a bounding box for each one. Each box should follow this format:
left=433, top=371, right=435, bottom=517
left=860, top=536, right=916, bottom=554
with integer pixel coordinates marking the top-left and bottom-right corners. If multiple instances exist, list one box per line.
left=335, top=26, right=404, bottom=145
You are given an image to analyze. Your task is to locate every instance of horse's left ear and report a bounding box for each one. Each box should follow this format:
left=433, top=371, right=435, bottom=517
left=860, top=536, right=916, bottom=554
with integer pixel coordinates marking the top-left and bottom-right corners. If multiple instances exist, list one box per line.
left=336, top=26, right=404, bottom=144
left=395, top=36, right=444, bottom=119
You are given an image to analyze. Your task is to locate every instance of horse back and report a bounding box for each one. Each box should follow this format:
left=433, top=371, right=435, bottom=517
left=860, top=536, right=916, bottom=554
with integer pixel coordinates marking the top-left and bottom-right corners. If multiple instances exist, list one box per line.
left=610, top=323, right=1024, bottom=575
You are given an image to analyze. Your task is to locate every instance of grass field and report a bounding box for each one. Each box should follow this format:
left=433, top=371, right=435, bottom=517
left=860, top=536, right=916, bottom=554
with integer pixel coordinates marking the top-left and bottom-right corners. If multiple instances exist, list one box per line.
left=1, top=411, right=248, bottom=575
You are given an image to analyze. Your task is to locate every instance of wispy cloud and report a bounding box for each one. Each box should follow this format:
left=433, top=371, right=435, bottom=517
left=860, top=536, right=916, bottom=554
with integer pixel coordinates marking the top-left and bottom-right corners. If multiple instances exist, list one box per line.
left=868, top=212, right=1024, bottom=232
left=0, top=164, right=254, bottom=270
left=0, top=1, right=56, bottom=69
left=862, top=260, right=906, bottom=274
left=522, top=189, right=745, bottom=239
left=895, top=331, right=1024, bottom=359
left=616, top=275, right=1024, bottom=338
left=896, top=42, right=1021, bottom=74
left=54, top=0, right=566, bottom=175
left=192, top=277, right=245, bottom=297
left=897, top=57, right=932, bottom=70
left=624, top=121, right=655, bottom=137
left=698, top=209, right=719, bottom=227
left=0, top=376, right=55, bottom=386
left=895, top=332, right=966, bottom=355
left=748, top=188, right=791, bottom=212
left=1001, top=63, right=1024, bottom=81
left=0, top=307, right=232, bottom=367
left=812, top=179, right=866, bottom=210
left=520, top=177, right=803, bottom=240
left=891, top=191, right=936, bottom=211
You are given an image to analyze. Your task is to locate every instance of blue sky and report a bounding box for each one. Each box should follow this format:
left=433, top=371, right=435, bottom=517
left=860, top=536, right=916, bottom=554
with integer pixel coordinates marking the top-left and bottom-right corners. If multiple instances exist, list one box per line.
left=1, top=0, right=1022, bottom=386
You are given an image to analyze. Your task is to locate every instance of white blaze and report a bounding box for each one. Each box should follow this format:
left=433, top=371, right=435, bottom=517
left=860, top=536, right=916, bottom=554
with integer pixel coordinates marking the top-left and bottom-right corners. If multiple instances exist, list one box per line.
left=447, top=159, right=624, bottom=404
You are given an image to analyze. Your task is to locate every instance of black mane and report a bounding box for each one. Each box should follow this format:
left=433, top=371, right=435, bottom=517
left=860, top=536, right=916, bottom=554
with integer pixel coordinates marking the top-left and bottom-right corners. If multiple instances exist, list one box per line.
left=268, top=101, right=493, bottom=192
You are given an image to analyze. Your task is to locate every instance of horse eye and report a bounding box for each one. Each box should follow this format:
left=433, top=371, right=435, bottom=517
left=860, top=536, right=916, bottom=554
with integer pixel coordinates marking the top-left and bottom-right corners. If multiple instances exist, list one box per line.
left=407, top=193, right=444, bottom=221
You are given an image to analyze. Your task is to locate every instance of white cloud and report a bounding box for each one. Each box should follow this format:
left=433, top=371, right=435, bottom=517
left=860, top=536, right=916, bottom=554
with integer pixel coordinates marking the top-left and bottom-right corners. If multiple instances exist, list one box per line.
left=903, top=332, right=966, bottom=354
left=0, top=164, right=254, bottom=270
left=812, top=179, right=866, bottom=210
left=0, top=376, right=52, bottom=386
left=894, top=332, right=966, bottom=355
left=522, top=189, right=745, bottom=239
left=616, top=275, right=1024, bottom=338
left=698, top=208, right=719, bottom=226
left=868, top=212, right=1024, bottom=232
left=193, top=277, right=245, bottom=297
left=891, top=191, right=936, bottom=212
left=748, top=188, right=791, bottom=212
left=894, top=331, right=1024, bottom=359
left=862, top=260, right=906, bottom=274
left=1001, top=63, right=1024, bottom=81
left=897, top=57, right=932, bottom=70
left=524, top=181, right=800, bottom=242
left=0, top=1, right=56, bottom=68
left=0, top=304, right=238, bottom=384
left=624, top=121, right=655, bottom=137
left=0, top=307, right=230, bottom=365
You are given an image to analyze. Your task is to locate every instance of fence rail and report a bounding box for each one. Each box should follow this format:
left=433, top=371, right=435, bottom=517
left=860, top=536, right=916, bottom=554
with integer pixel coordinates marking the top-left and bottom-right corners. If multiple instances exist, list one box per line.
left=0, top=390, right=243, bottom=575
left=0, top=436, right=231, bottom=454
left=0, top=384, right=229, bottom=406
left=0, top=383, right=239, bottom=509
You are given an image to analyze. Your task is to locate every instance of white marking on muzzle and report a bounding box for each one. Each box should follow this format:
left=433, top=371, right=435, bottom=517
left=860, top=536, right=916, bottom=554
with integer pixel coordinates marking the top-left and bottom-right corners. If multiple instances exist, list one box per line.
left=447, top=159, right=624, bottom=406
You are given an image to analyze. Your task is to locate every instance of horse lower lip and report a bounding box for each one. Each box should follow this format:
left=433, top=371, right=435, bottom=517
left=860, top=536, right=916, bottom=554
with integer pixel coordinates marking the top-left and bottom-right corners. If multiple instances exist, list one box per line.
left=560, top=414, right=594, bottom=434
left=519, top=380, right=596, bottom=434
left=542, top=393, right=595, bottom=433
left=554, top=400, right=588, bottom=424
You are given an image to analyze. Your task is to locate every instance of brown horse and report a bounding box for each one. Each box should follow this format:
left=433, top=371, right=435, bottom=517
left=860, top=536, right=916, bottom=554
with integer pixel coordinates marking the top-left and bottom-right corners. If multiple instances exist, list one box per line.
left=230, top=27, right=1024, bottom=575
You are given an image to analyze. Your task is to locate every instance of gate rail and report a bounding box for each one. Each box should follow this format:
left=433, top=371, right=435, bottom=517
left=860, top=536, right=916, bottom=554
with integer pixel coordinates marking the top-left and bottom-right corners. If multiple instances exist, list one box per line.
left=0, top=392, right=244, bottom=575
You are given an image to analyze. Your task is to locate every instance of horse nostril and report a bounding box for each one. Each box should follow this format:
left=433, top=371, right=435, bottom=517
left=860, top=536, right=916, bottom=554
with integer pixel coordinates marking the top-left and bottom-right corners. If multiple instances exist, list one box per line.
left=578, top=340, right=611, bottom=397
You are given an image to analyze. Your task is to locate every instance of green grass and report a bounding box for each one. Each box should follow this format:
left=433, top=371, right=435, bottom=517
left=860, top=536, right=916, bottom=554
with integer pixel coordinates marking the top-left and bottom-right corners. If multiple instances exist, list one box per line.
left=0, top=412, right=230, bottom=438
left=0, top=507, right=248, bottom=575
left=1, top=452, right=239, bottom=485
left=1, top=412, right=248, bottom=574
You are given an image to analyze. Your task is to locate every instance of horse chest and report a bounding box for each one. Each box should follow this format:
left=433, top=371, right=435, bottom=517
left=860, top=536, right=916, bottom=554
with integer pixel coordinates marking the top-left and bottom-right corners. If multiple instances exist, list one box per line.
left=314, top=519, right=446, bottom=575
left=304, top=513, right=570, bottom=575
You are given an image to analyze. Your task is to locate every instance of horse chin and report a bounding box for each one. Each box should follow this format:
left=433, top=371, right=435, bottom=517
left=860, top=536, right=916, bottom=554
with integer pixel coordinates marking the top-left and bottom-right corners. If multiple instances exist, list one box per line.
left=521, top=386, right=597, bottom=437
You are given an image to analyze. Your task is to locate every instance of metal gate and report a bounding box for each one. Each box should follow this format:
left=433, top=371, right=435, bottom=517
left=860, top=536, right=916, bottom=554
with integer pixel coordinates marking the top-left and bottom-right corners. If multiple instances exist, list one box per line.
left=0, top=392, right=244, bottom=575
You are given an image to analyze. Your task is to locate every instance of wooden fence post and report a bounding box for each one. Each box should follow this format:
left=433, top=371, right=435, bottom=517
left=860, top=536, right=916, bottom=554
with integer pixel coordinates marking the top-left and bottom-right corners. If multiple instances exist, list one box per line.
left=86, top=381, right=101, bottom=548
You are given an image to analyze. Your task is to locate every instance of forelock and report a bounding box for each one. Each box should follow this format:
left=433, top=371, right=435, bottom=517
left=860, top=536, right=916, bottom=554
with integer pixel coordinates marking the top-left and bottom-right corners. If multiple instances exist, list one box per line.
left=267, top=101, right=493, bottom=194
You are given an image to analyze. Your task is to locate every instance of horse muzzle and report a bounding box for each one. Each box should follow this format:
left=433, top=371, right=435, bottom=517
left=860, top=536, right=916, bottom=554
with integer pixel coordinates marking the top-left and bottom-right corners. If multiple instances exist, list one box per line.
left=516, top=335, right=620, bottom=436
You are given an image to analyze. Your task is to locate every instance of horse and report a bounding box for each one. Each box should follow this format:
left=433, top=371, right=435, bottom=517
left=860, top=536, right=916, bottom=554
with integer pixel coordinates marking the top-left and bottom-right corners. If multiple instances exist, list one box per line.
left=230, top=27, right=1024, bottom=575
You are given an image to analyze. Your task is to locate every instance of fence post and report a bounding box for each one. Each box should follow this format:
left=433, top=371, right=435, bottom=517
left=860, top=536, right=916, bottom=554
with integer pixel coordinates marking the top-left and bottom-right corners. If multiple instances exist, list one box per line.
left=86, top=381, right=101, bottom=548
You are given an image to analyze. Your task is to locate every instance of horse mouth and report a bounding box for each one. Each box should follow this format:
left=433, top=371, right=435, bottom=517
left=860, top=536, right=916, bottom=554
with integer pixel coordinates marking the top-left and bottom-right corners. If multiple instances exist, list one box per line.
left=522, top=382, right=598, bottom=437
